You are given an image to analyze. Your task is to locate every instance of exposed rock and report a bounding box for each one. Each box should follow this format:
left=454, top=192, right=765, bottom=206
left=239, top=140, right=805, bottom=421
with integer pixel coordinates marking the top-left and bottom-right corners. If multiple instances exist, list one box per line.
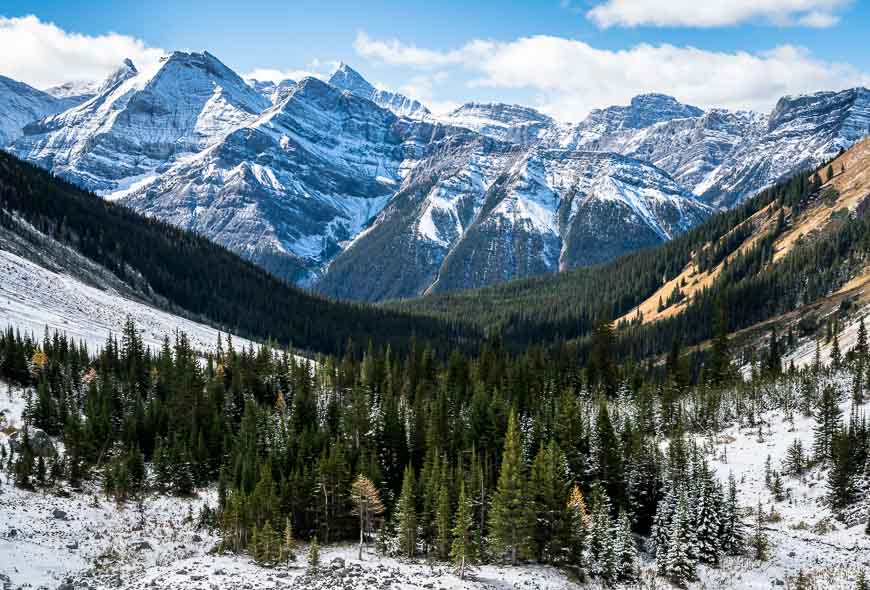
left=10, top=428, right=56, bottom=457
left=52, top=508, right=69, bottom=520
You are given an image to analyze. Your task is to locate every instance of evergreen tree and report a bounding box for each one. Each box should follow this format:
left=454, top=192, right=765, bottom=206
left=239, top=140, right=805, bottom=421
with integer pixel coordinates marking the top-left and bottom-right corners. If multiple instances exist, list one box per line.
left=395, top=465, right=418, bottom=558
left=451, top=481, right=476, bottom=580
left=814, top=385, right=843, bottom=462
left=307, top=537, right=320, bottom=573
left=490, top=410, right=530, bottom=565
left=615, top=509, right=637, bottom=581
left=664, top=491, right=697, bottom=587
left=748, top=501, right=768, bottom=561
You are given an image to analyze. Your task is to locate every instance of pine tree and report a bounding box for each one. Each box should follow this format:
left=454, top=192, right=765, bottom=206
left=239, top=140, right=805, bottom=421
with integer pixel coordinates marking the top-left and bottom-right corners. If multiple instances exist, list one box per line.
left=435, top=481, right=452, bottom=560
left=490, top=410, right=530, bottom=565
left=814, top=384, right=843, bottom=462
left=693, top=471, right=722, bottom=565
left=748, top=501, right=768, bottom=561
left=784, top=439, right=805, bottom=476
left=615, top=509, right=637, bottom=581
left=857, top=570, right=868, bottom=590
left=664, top=491, right=697, bottom=587
left=828, top=427, right=857, bottom=510
left=771, top=472, right=785, bottom=502
left=831, top=330, right=842, bottom=370
left=395, top=465, right=418, bottom=558
left=254, top=521, right=281, bottom=567
left=307, top=537, right=320, bottom=574
left=451, top=481, right=476, bottom=580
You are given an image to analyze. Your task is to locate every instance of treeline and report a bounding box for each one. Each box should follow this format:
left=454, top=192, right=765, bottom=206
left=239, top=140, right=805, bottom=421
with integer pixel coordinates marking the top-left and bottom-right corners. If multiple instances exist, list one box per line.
left=0, top=152, right=476, bottom=357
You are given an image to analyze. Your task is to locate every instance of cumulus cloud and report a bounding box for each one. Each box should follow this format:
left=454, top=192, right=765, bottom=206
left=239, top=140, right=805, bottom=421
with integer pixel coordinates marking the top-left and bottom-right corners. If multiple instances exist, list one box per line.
left=245, top=58, right=339, bottom=83
left=586, top=0, right=851, bottom=29
left=355, top=32, right=870, bottom=121
left=0, top=15, right=165, bottom=89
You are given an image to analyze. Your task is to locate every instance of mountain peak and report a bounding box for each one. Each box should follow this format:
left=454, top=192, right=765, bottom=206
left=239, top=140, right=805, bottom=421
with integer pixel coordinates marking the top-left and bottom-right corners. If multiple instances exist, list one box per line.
left=97, top=58, right=139, bottom=93
left=328, top=63, right=375, bottom=97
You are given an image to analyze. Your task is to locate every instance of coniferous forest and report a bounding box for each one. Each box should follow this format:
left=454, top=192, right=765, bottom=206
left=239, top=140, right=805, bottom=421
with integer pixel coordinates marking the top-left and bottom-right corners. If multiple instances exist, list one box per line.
left=3, top=310, right=870, bottom=587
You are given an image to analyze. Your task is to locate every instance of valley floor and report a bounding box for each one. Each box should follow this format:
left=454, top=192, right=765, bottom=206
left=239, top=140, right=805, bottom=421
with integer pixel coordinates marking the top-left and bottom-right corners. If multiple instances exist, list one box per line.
left=2, top=378, right=870, bottom=590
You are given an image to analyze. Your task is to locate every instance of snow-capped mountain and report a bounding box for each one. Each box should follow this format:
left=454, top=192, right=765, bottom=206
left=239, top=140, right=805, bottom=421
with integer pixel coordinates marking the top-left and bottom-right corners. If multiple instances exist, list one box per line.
left=119, top=77, right=408, bottom=283
left=247, top=78, right=298, bottom=105
left=43, top=79, right=103, bottom=110
left=0, top=76, right=70, bottom=146
left=443, top=102, right=555, bottom=145
left=12, top=51, right=269, bottom=193
left=552, top=93, right=706, bottom=151
left=328, top=62, right=431, bottom=119
left=2, top=48, right=868, bottom=299
left=697, top=87, right=870, bottom=206
left=317, top=147, right=710, bottom=300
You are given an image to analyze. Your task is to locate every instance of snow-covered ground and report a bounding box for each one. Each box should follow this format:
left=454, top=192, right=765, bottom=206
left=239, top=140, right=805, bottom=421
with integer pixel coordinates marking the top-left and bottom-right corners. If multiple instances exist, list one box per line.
left=0, top=247, right=256, bottom=354
left=3, top=375, right=869, bottom=589
left=687, top=376, right=870, bottom=589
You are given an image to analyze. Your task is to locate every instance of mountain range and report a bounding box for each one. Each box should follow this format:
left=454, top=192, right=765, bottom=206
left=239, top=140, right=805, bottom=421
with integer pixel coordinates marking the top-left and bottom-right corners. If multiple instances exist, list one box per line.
left=2, top=50, right=868, bottom=300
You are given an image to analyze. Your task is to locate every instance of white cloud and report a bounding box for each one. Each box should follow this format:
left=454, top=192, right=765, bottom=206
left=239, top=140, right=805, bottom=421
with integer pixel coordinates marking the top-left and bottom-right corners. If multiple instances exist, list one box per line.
left=354, top=33, right=870, bottom=121
left=354, top=31, right=492, bottom=68
left=245, top=58, right=339, bottom=83
left=586, top=0, right=851, bottom=29
left=0, top=15, right=164, bottom=89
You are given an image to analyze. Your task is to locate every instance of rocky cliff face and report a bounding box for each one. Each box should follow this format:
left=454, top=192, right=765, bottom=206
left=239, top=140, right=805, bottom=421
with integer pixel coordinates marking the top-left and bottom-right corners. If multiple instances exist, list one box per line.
left=0, top=76, right=68, bottom=146
left=697, top=87, right=870, bottom=207
left=328, top=63, right=430, bottom=119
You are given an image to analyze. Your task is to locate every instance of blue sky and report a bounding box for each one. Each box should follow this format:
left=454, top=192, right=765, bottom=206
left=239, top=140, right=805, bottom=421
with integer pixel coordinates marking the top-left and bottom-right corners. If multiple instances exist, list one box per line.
left=2, top=0, right=869, bottom=120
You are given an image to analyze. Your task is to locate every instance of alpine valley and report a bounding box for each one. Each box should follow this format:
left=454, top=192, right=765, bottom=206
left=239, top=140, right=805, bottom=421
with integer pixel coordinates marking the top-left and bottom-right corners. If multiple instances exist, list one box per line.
left=2, top=51, right=868, bottom=299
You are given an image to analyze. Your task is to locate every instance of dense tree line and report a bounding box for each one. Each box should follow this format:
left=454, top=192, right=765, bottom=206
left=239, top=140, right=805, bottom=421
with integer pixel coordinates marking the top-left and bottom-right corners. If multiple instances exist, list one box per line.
left=13, top=312, right=870, bottom=585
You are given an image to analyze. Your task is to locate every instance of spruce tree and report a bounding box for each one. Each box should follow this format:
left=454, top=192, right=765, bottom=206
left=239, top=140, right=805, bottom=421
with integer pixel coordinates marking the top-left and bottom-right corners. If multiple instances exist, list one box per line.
left=490, top=410, right=530, bottom=565
left=814, top=384, right=842, bottom=462
left=664, top=491, right=697, bottom=587
left=307, top=537, right=320, bottom=574
left=435, top=481, right=452, bottom=560
left=451, top=481, right=476, bottom=580
left=615, top=509, right=637, bottom=581
left=748, top=501, right=769, bottom=561
left=395, top=465, right=418, bottom=558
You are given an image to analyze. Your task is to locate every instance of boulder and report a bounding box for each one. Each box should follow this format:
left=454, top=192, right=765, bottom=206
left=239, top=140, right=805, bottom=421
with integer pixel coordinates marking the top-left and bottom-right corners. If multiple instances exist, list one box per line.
left=52, top=508, right=69, bottom=520
left=330, top=557, right=345, bottom=570
left=128, top=539, right=153, bottom=552
left=9, top=428, right=55, bottom=457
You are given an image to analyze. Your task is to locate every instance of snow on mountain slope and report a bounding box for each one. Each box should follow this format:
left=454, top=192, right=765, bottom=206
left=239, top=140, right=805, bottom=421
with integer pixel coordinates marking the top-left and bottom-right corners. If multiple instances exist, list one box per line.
left=247, top=77, right=297, bottom=105
left=442, top=102, right=555, bottom=145
left=118, top=77, right=407, bottom=283
left=328, top=62, right=431, bottom=119
left=12, top=51, right=270, bottom=194
left=0, top=247, right=252, bottom=353
left=431, top=149, right=711, bottom=293
left=43, top=79, right=103, bottom=110
left=700, top=87, right=870, bottom=207
left=689, top=370, right=870, bottom=589
left=318, top=146, right=711, bottom=300
left=550, top=93, right=705, bottom=151
left=0, top=75, right=68, bottom=146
